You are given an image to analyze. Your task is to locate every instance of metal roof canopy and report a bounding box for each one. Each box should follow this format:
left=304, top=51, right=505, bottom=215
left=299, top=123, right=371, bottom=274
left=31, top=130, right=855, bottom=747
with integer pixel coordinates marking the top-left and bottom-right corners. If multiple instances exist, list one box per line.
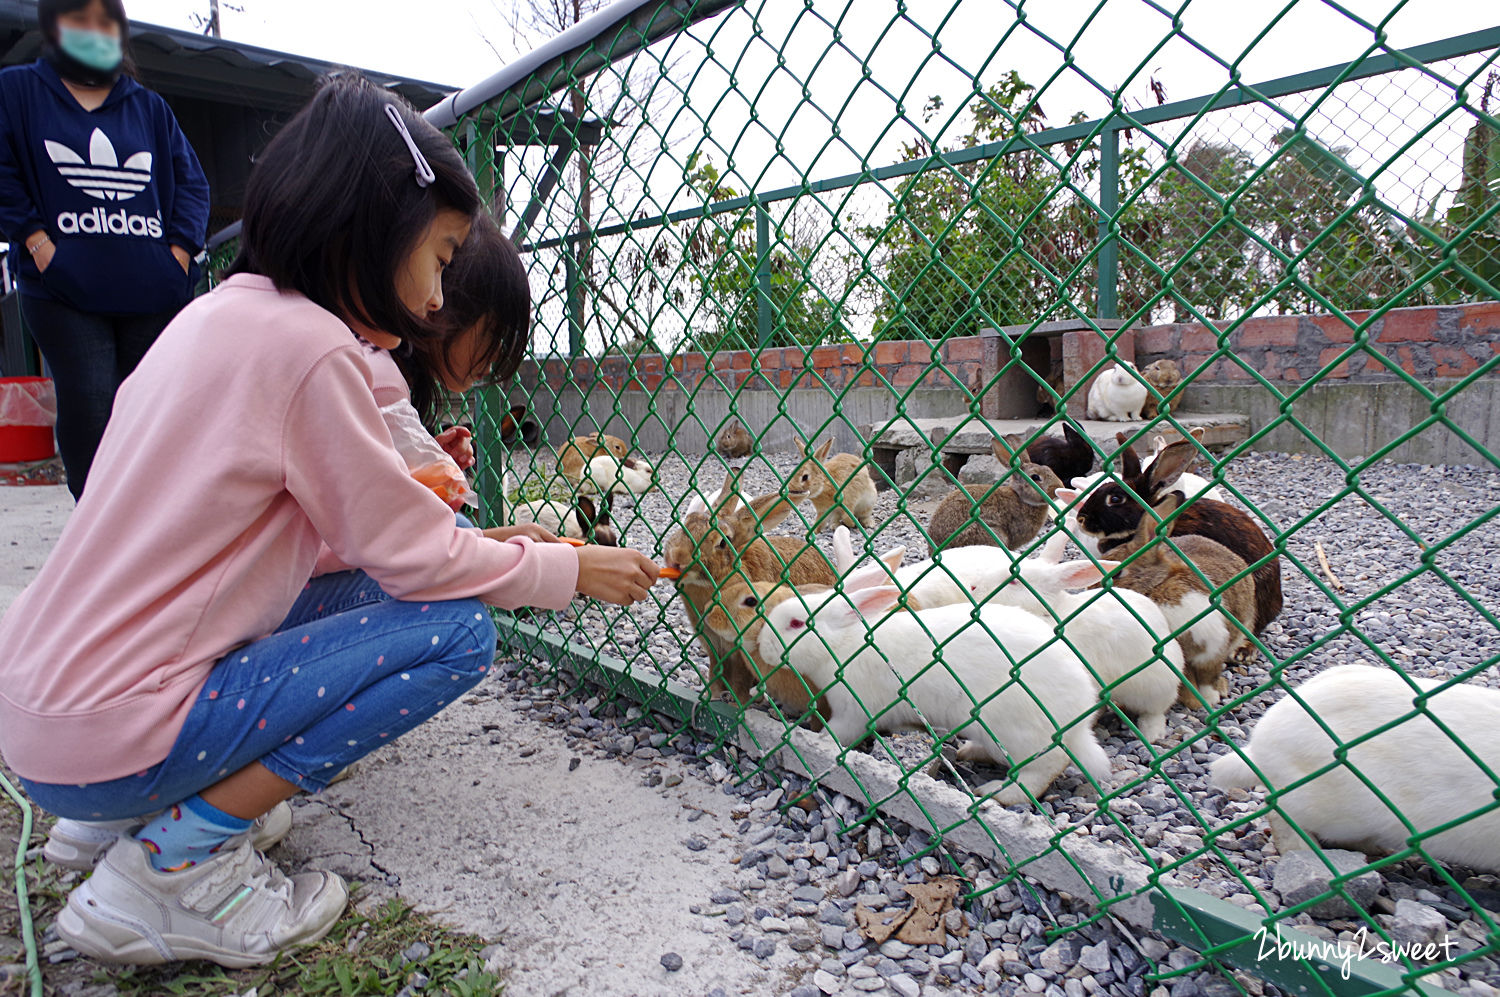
left=0, top=0, right=455, bottom=111
left=483, top=104, right=609, bottom=245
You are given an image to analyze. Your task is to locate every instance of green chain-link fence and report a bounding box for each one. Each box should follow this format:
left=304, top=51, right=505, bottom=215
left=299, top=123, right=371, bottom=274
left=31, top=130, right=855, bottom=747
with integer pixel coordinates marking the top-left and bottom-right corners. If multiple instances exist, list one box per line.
left=234, top=2, right=1500, bottom=992
left=431, top=2, right=1499, bottom=994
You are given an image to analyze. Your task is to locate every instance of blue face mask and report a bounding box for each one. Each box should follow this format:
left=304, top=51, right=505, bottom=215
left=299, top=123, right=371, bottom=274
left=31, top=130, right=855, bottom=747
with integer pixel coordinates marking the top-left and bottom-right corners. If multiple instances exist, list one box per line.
left=58, top=27, right=122, bottom=73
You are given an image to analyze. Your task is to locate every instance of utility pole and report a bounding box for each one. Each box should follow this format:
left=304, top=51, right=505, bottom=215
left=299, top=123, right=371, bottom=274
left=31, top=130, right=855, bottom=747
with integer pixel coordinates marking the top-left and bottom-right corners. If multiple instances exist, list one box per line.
left=205, top=0, right=220, bottom=37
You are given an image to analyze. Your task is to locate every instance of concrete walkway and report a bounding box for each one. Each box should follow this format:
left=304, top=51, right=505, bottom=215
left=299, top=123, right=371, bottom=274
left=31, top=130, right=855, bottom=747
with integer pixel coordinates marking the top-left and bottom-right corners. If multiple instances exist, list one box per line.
left=0, top=485, right=822, bottom=997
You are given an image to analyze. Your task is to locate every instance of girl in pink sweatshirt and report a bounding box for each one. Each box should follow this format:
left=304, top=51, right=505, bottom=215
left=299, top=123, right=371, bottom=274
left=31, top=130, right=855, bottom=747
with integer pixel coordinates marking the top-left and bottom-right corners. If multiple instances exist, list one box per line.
left=0, top=74, right=657, bottom=968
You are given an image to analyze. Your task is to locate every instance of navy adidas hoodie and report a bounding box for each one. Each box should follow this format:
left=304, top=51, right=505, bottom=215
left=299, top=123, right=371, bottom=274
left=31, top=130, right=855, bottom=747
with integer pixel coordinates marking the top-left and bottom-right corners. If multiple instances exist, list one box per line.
left=0, top=59, right=210, bottom=315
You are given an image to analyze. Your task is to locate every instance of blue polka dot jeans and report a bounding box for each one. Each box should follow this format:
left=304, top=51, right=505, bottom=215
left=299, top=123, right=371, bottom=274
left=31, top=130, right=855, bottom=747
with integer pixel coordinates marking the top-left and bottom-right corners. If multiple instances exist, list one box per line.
left=22, top=570, right=498, bottom=820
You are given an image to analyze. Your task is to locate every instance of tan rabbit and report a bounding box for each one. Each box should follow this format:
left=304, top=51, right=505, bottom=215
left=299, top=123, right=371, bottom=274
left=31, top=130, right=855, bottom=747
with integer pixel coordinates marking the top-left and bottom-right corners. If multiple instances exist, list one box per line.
left=788, top=438, right=877, bottom=531
left=702, top=580, right=830, bottom=730
left=1107, top=491, right=1257, bottom=708
left=558, top=433, right=630, bottom=480
left=1140, top=359, right=1182, bottom=418
left=927, top=435, right=1062, bottom=556
left=661, top=470, right=836, bottom=700
left=716, top=422, right=752, bottom=459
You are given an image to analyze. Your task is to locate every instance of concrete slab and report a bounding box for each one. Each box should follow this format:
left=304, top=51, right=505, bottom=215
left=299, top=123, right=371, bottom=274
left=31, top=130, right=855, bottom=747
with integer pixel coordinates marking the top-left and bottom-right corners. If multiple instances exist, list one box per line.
left=872, top=413, right=1249, bottom=453
left=0, top=483, right=70, bottom=611
left=864, top=414, right=1249, bottom=488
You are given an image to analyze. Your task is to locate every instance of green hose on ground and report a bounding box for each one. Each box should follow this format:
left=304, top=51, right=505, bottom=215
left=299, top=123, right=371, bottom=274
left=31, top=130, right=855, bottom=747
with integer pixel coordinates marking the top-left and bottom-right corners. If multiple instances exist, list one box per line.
left=0, top=770, right=43, bottom=997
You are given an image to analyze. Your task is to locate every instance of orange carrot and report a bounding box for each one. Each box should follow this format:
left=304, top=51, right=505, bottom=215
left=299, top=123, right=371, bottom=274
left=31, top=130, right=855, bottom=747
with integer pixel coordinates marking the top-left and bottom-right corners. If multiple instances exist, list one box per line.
left=657, top=565, right=682, bottom=581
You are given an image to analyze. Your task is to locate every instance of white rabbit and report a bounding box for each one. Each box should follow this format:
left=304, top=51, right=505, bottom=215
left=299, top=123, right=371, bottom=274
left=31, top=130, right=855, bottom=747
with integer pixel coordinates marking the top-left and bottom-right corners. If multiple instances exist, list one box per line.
left=860, top=531, right=1179, bottom=742
left=1086, top=361, right=1148, bottom=422
left=579, top=454, right=656, bottom=496
left=758, top=586, right=1112, bottom=805
left=976, top=540, right=1181, bottom=743
left=835, top=524, right=964, bottom=612
left=1211, top=665, right=1500, bottom=871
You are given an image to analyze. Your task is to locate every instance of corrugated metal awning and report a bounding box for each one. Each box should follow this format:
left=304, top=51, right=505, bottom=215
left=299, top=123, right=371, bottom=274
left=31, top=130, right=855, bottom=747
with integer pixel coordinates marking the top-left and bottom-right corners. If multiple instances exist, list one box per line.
left=0, top=0, right=456, bottom=111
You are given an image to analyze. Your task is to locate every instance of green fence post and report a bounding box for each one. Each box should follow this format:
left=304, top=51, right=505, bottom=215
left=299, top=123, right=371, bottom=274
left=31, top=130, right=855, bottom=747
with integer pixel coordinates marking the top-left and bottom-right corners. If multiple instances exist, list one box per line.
left=1098, top=122, right=1120, bottom=321
left=756, top=203, right=772, bottom=348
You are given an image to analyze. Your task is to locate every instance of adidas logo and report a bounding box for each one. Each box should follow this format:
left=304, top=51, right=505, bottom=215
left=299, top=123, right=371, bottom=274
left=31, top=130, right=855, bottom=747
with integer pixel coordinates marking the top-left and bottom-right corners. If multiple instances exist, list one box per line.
left=45, top=128, right=151, bottom=202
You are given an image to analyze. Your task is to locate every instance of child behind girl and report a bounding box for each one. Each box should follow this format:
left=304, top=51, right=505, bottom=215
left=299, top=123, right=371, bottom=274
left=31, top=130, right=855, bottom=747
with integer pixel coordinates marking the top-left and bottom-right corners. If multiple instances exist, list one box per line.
left=0, top=74, right=657, bottom=968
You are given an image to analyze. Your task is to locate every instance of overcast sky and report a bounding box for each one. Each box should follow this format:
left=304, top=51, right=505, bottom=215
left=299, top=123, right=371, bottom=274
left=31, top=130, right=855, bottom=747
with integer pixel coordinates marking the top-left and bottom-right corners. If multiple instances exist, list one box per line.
left=109, top=1, right=1497, bottom=347
left=120, top=0, right=1496, bottom=108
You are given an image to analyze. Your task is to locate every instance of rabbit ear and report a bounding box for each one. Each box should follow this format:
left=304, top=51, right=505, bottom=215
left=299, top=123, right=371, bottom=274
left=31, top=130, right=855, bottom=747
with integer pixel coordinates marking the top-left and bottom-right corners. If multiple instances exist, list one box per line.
left=993, top=434, right=1026, bottom=462
left=737, top=488, right=796, bottom=538
left=576, top=495, right=598, bottom=525
left=685, top=493, right=709, bottom=516
left=1134, top=491, right=1184, bottom=547
left=1054, top=486, right=1081, bottom=504
left=848, top=586, right=903, bottom=619
left=815, top=438, right=834, bottom=460
left=1038, top=530, right=1069, bottom=563
left=878, top=546, right=906, bottom=573
left=711, top=469, right=741, bottom=516
left=1145, top=441, right=1199, bottom=497
left=1109, top=433, right=1142, bottom=481
left=842, top=562, right=894, bottom=593
left=1050, top=560, right=1109, bottom=590
left=833, top=525, right=854, bottom=572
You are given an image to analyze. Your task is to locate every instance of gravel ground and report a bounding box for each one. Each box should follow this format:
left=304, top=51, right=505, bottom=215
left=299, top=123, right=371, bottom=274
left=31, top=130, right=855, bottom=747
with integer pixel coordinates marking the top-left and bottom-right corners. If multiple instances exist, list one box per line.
left=500, top=445, right=1500, bottom=996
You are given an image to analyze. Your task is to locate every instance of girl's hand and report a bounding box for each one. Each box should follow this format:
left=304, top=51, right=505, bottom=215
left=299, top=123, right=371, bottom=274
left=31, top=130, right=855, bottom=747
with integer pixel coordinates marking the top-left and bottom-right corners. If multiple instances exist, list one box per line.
left=484, top=524, right=559, bottom=544
left=575, top=546, right=659, bottom=606
left=434, top=426, right=475, bottom=469
left=32, top=240, right=55, bottom=273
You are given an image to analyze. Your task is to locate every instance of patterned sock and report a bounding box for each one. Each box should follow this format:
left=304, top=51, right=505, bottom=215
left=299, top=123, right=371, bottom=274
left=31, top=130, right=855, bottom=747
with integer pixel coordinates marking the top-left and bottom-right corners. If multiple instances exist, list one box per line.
left=132, top=795, right=252, bottom=873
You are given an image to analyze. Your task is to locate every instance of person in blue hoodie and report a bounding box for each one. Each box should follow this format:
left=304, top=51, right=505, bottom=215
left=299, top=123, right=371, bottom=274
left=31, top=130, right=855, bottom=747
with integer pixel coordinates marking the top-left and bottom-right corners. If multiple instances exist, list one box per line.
left=0, top=0, right=210, bottom=499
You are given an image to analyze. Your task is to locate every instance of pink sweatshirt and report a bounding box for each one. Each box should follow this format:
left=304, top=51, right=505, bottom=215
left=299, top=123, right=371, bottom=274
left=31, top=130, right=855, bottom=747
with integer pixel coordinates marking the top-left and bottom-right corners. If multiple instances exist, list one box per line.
left=0, top=275, right=578, bottom=784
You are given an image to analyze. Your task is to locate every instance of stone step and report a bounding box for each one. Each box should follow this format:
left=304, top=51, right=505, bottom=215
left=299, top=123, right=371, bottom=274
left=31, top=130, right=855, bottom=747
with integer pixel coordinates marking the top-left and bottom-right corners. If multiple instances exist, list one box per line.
left=863, top=413, right=1249, bottom=491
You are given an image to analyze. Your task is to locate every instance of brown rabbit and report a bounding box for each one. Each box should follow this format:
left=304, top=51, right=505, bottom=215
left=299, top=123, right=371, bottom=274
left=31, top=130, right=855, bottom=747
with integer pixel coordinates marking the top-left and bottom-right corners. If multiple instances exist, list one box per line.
left=716, top=422, right=752, bottom=459
left=1075, top=438, right=1281, bottom=639
left=558, top=433, right=630, bottom=480
left=1141, top=359, right=1182, bottom=418
left=661, top=470, right=836, bottom=701
left=1108, top=491, right=1257, bottom=708
left=703, top=580, right=831, bottom=730
left=787, top=438, right=878, bottom=532
left=927, top=435, right=1063, bottom=556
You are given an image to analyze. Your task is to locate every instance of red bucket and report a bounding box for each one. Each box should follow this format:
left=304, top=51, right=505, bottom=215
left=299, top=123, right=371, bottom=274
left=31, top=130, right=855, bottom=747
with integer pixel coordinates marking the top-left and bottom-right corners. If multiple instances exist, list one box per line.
left=0, top=377, right=57, bottom=462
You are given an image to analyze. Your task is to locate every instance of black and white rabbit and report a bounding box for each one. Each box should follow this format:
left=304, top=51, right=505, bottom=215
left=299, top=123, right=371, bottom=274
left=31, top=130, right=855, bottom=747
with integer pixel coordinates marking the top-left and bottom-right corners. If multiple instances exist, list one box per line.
left=1070, top=439, right=1281, bottom=640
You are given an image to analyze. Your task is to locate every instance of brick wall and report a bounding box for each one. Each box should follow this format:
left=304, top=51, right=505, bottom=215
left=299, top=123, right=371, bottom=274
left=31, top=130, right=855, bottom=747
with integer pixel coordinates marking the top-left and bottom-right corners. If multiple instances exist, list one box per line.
left=516, top=302, right=1498, bottom=398
left=517, top=337, right=988, bottom=396
left=1133, top=301, right=1500, bottom=384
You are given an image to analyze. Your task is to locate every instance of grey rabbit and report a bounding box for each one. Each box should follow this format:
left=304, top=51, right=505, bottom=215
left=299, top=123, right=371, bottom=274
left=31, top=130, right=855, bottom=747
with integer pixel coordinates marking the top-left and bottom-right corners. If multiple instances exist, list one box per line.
left=927, top=435, right=1062, bottom=556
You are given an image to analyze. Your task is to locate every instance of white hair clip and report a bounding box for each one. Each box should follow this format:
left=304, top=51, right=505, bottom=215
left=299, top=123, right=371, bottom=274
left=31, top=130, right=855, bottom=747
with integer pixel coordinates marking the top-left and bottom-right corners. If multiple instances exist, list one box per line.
left=384, top=104, right=436, bottom=189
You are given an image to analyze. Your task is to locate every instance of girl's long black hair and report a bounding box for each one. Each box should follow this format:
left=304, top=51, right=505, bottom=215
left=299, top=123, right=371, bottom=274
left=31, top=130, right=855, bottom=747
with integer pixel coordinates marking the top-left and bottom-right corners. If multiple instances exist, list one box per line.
left=229, top=73, right=481, bottom=352
left=399, top=212, right=531, bottom=424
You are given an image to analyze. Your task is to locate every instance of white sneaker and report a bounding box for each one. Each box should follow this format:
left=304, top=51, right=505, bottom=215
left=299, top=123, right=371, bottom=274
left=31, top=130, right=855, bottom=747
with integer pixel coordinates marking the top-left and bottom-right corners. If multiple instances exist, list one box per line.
left=44, top=801, right=294, bottom=872
left=57, top=836, right=346, bottom=967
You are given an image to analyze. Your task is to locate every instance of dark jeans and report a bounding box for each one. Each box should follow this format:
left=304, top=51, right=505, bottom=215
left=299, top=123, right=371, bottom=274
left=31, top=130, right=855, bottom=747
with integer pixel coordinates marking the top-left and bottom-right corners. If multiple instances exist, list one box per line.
left=20, top=294, right=179, bottom=500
